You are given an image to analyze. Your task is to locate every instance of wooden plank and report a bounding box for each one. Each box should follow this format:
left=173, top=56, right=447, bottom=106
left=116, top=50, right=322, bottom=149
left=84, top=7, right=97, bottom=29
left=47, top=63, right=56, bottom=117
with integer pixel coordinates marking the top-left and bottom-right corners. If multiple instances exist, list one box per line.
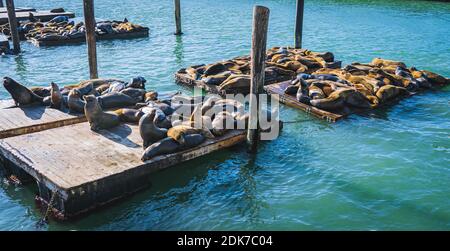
left=264, top=81, right=344, bottom=122
left=0, top=7, right=36, bottom=13
left=0, top=10, right=75, bottom=25
left=0, top=123, right=246, bottom=217
left=30, top=28, right=149, bottom=47
left=0, top=99, right=86, bottom=139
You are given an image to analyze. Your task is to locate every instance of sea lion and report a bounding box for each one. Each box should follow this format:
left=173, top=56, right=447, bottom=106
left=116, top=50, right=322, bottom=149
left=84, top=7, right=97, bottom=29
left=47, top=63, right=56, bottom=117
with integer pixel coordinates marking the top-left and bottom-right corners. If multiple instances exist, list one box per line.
left=83, top=95, right=120, bottom=131
left=204, top=63, right=226, bottom=76
left=371, top=58, right=407, bottom=69
left=375, top=85, right=409, bottom=103
left=97, top=92, right=137, bottom=109
left=30, top=86, right=51, bottom=97
left=120, top=88, right=146, bottom=103
left=308, top=85, right=325, bottom=100
left=101, top=80, right=128, bottom=94
left=202, top=72, right=232, bottom=85
left=309, top=89, right=354, bottom=111
left=218, top=75, right=251, bottom=92
left=126, top=76, right=146, bottom=89
left=2, top=77, right=44, bottom=106
left=67, top=89, right=85, bottom=113
left=144, top=91, right=158, bottom=102
left=211, top=111, right=235, bottom=136
left=141, top=137, right=180, bottom=161
left=114, top=108, right=144, bottom=123
left=421, top=70, right=448, bottom=86
left=50, top=82, right=63, bottom=109
left=139, top=110, right=168, bottom=149
left=178, top=134, right=206, bottom=150
left=167, top=125, right=214, bottom=145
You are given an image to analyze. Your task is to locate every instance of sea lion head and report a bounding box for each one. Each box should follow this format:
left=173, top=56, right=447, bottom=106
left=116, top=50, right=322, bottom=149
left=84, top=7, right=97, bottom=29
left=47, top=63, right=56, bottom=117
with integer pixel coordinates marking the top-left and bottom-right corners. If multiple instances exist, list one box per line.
left=127, top=76, right=147, bottom=89
left=50, top=82, right=59, bottom=90
left=3, top=76, right=19, bottom=90
left=83, top=94, right=97, bottom=103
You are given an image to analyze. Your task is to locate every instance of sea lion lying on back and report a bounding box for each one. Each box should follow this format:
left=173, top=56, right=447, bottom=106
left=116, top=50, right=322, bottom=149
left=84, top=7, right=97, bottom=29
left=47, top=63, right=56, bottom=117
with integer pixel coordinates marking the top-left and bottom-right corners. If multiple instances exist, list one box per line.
left=83, top=95, right=120, bottom=131
left=3, top=77, right=44, bottom=106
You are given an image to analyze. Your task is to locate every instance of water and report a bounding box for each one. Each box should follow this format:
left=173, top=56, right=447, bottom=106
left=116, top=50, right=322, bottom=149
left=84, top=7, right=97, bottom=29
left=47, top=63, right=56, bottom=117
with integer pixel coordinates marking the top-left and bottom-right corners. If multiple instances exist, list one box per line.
left=0, top=0, right=449, bottom=230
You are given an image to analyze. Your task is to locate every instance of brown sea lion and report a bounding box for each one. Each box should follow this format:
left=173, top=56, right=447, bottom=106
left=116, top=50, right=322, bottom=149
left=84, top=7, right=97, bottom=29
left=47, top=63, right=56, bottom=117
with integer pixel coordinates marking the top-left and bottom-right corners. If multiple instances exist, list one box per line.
left=375, top=85, right=409, bottom=103
left=167, top=125, right=214, bottom=145
left=114, top=108, right=144, bottom=123
left=120, top=88, right=146, bottom=103
left=218, top=75, right=251, bottom=92
left=67, top=89, right=85, bottom=113
left=139, top=110, right=168, bottom=149
left=421, top=70, right=448, bottom=86
left=371, top=58, right=407, bottom=69
left=83, top=95, right=120, bottom=131
left=97, top=92, right=137, bottom=109
left=141, top=137, right=180, bottom=161
left=309, top=89, right=352, bottom=111
left=204, top=63, right=226, bottom=76
left=50, top=82, right=63, bottom=109
left=30, top=86, right=51, bottom=97
left=2, top=77, right=44, bottom=106
left=144, top=91, right=158, bottom=102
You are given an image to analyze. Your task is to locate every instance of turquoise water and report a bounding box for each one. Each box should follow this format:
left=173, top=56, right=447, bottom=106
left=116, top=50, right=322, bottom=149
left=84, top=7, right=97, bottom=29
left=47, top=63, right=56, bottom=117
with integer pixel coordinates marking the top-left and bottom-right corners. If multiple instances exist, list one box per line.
left=0, top=0, right=449, bottom=230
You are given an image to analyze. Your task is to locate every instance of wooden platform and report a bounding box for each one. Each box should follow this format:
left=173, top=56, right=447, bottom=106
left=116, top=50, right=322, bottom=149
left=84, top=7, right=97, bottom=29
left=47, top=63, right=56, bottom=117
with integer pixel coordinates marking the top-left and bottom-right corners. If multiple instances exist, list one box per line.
left=264, top=81, right=345, bottom=122
left=0, top=10, right=75, bottom=25
left=30, top=28, right=149, bottom=47
left=0, top=7, right=36, bottom=14
left=0, top=99, right=86, bottom=139
left=0, top=122, right=246, bottom=218
left=175, top=71, right=293, bottom=96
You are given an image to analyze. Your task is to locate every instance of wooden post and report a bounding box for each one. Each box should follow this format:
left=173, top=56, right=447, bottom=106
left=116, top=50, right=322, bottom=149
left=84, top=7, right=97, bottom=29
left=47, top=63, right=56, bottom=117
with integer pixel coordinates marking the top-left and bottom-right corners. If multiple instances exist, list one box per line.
left=5, top=0, right=20, bottom=54
left=247, top=6, right=269, bottom=153
left=295, top=0, right=304, bottom=49
left=174, top=0, right=182, bottom=35
left=83, top=0, right=98, bottom=79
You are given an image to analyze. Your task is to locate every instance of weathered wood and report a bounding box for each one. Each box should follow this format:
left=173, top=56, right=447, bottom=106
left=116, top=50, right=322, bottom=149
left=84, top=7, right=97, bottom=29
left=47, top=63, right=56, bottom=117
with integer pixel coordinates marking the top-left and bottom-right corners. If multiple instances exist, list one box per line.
left=30, top=28, right=149, bottom=47
left=83, top=0, right=98, bottom=79
left=0, top=100, right=86, bottom=139
left=247, top=6, right=269, bottom=153
left=174, top=0, right=182, bottom=35
left=295, top=0, right=304, bottom=49
left=264, top=81, right=344, bottom=122
left=0, top=123, right=246, bottom=218
left=0, top=10, right=74, bottom=24
left=5, top=0, right=19, bottom=53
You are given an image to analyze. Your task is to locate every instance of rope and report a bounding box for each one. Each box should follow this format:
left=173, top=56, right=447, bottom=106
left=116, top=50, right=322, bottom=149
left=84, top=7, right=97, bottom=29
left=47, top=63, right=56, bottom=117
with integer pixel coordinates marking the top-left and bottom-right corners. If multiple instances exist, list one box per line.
left=36, top=190, right=57, bottom=228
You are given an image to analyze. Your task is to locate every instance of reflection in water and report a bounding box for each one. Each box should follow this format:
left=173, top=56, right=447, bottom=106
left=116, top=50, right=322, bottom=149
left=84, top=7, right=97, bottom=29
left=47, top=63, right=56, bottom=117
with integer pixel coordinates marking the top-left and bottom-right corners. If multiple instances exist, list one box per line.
left=14, top=55, right=28, bottom=79
left=173, top=35, right=184, bottom=66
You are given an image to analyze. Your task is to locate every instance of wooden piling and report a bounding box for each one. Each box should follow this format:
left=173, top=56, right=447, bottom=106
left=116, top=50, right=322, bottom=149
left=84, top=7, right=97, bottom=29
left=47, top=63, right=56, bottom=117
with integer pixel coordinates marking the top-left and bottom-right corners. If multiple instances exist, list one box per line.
left=247, top=6, right=269, bottom=153
left=295, top=0, right=304, bottom=49
left=174, top=0, right=182, bottom=35
left=83, top=0, right=98, bottom=79
left=5, top=0, right=20, bottom=54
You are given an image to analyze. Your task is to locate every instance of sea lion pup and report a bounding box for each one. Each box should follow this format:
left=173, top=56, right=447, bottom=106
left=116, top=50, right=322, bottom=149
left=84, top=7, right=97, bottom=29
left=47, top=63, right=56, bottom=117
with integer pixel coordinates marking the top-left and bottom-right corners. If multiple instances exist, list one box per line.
left=50, top=82, right=64, bottom=109
left=114, top=108, right=144, bottom=123
left=83, top=95, right=120, bottom=131
left=139, top=110, right=168, bottom=149
left=2, top=77, right=44, bottom=106
left=375, top=85, right=409, bottom=103
left=167, top=125, right=214, bottom=145
left=67, top=89, right=85, bottom=113
left=120, top=88, right=146, bottom=103
left=97, top=92, right=137, bottom=109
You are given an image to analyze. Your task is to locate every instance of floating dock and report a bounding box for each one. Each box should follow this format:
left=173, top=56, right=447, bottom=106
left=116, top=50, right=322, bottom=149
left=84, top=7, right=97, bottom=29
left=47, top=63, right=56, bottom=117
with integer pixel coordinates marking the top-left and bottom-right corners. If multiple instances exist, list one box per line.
left=0, top=99, right=246, bottom=219
left=0, top=99, right=85, bottom=139
left=0, top=9, right=75, bottom=25
left=0, top=7, right=36, bottom=14
left=264, top=81, right=344, bottom=122
left=30, top=28, right=149, bottom=47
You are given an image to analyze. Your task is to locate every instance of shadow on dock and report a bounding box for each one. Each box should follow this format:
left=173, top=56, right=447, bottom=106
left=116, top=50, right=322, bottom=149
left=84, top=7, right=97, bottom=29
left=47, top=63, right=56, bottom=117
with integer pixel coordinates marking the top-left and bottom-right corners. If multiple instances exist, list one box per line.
left=96, top=124, right=140, bottom=148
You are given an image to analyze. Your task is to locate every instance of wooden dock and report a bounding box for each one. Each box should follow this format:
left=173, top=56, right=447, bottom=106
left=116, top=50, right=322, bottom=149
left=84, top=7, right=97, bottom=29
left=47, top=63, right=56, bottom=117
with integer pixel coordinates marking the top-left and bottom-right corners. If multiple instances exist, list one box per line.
left=30, top=28, right=150, bottom=47
left=0, top=99, right=246, bottom=219
left=0, top=10, right=75, bottom=25
left=0, top=7, right=36, bottom=14
left=0, top=99, right=86, bottom=139
left=264, top=81, right=344, bottom=122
